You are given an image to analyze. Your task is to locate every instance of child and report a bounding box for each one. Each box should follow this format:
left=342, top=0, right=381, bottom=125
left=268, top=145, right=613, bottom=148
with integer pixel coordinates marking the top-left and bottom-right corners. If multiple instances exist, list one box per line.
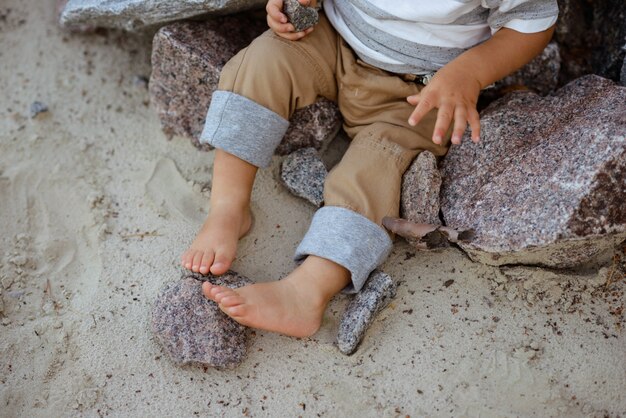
left=180, top=0, right=557, bottom=337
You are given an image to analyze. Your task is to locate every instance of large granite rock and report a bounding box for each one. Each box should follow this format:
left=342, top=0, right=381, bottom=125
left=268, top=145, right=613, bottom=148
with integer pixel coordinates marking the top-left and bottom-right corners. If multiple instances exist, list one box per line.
left=555, top=0, right=626, bottom=84
left=149, top=18, right=342, bottom=153
left=59, top=0, right=266, bottom=31
left=151, top=271, right=253, bottom=369
left=441, top=75, right=626, bottom=268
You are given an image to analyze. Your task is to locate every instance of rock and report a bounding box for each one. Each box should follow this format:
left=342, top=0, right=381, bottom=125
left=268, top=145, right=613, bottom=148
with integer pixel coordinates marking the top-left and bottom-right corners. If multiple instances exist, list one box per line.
left=337, top=270, right=397, bottom=355
left=555, top=0, right=626, bottom=84
left=621, top=56, right=626, bottom=87
left=400, top=151, right=441, bottom=227
left=151, top=271, right=253, bottom=369
left=149, top=17, right=265, bottom=147
left=275, top=100, right=341, bottom=155
left=280, top=148, right=326, bottom=207
left=149, top=18, right=342, bottom=152
left=441, top=75, right=626, bottom=268
left=283, top=0, right=319, bottom=32
left=29, top=101, right=48, bottom=118
left=59, top=0, right=266, bottom=31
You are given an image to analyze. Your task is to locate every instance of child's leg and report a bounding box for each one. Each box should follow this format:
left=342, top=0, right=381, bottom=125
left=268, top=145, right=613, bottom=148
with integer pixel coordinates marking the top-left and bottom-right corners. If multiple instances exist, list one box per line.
left=181, top=150, right=256, bottom=275
left=182, top=15, right=339, bottom=276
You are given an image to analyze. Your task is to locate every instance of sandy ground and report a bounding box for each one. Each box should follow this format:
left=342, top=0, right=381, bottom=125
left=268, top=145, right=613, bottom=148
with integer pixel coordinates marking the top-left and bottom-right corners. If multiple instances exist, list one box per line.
left=1, top=1, right=625, bottom=417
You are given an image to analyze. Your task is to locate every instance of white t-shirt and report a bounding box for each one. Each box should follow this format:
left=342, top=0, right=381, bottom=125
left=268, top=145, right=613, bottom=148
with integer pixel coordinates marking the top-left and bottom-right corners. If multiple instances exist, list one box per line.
left=324, top=0, right=558, bottom=75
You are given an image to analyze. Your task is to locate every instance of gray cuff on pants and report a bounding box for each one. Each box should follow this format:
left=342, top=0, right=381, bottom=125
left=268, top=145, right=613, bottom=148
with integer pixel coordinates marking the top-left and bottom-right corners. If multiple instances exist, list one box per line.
left=294, top=206, right=393, bottom=294
left=199, top=91, right=289, bottom=168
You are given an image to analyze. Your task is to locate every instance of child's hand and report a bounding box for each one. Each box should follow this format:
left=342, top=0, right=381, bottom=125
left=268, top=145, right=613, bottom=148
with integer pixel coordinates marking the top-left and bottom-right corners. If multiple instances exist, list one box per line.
left=266, top=0, right=316, bottom=41
left=407, top=66, right=482, bottom=145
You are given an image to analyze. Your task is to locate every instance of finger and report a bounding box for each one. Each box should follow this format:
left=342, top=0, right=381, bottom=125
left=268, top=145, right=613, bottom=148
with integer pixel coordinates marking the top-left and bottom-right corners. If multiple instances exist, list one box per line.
left=267, top=0, right=288, bottom=23
left=267, top=15, right=295, bottom=37
left=406, top=94, right=420, bottom=106
left=451, top=106, right=468, bottom=145
left=468, top=107, right=481, bottom=142
left=432, top=103, right=454, bottom=145
left=278, top=30, right=309, bottom=41
left=266, top=14, right=294, bottom=33
left=408, top=93, right=435, bottom=127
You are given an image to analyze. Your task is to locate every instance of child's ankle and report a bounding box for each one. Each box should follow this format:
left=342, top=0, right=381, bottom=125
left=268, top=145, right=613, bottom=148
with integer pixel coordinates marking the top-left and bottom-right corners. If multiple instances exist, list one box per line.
left=210, top=195, right=250, bottom=212
left=287, top=256, right=351, bottom=303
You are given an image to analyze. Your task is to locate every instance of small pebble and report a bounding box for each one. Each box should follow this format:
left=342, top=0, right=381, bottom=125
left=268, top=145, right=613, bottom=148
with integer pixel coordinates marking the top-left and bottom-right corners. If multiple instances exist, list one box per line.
left=29, top=101, right=49, bottom=118
left=283, top=0, right=319, bottom=32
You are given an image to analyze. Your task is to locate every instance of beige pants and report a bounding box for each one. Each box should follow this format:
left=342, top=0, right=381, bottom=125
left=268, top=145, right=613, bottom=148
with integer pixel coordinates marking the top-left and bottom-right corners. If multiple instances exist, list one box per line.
left=217, top=14, right=450, bottom=227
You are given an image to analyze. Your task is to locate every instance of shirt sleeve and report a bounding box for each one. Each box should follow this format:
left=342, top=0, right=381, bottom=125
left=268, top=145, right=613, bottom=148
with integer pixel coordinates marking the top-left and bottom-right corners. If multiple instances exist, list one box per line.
left=482, top=0, right=558, bottom=34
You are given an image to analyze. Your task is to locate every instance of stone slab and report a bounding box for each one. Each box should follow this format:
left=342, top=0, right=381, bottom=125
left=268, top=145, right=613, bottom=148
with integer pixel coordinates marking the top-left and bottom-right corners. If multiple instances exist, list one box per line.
left=441, top=75, right=626, bottom=268
left=60, top=0, right=267, bottom=31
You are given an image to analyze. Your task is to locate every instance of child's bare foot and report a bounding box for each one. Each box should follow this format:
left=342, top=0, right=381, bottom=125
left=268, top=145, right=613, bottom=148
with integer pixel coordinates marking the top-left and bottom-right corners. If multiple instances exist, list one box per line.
left=181, top=202, right=252, bottom=276
left=202, top=256, right=351, bottom=337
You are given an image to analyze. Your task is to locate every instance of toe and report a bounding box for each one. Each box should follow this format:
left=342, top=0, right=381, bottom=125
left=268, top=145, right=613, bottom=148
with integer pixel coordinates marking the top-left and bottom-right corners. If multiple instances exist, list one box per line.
left=199, top=250, right=215, bottom=275
left=202, top=282, right=214, bottom=299
left=223, top=304, right=246, bottom=318
left=202, top=284, right=234, bottom=303
left=191, top=251, right=203, bottom=272
left=181, top=250, right=194, bottom=270
left=219, top=294, right=245, bottom=308
left=210, top=245, right=236, bottom=275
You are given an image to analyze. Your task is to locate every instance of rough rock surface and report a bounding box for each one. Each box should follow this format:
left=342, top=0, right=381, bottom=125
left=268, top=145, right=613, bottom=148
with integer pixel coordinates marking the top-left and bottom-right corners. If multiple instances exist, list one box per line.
left=275, top=100, right=341, bottom=155
left=280, top=148, right=327, bottom=207
left=149, top=18, right=342, bottom=152
left=151, top=271, right=253, bottom=369
left=400, top=151, right=441, bottom=226
left=337, top=270, right=397, bottom=355
left=283, top=0, right=319, bottom=32
left=555, top=0, right=626, bottom=84
left=59, top=0, right=267, bottom=31
left=441, top=75, right=626, bottom=268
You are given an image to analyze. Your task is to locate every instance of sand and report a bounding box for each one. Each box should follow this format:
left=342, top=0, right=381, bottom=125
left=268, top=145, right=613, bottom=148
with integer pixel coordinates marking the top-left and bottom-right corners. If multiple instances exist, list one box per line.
left=1, top=1, right=625, bottom=416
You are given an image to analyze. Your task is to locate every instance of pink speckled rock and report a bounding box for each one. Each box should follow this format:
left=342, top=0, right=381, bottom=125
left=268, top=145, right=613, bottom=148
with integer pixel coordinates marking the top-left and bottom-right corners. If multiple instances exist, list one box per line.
left=149, top=17, right=341, bottom=153
left=151, top=271, right=253, bottom=369
left=441, top=75, right=626, bottom=268
left=401, top=151, right=442, bottom=226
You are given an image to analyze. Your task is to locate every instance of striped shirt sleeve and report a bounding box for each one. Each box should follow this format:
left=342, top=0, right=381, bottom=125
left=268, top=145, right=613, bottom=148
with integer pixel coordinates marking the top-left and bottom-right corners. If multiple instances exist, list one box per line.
left=482, top=0, right=558, bottom=34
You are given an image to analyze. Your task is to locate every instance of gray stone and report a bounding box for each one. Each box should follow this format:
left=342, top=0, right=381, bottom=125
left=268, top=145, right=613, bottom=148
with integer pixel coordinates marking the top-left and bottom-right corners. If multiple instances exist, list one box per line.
left=151, top=271, right=253, bottom=369
left=400, top=151, right=441, bottom=227
left=275, top=100, right=341, bottom=155
left=59, top=0, right=266, bottom=31
left=441, top=75, right=626, bottom=268
left=280, top=148, right=327, bottom=207
left=621, top=55, right=626, bottom=87
left=149, top=18, right=342, bottom=153
left=337, top=270, right=397, bottom=355
left=29, top=101, right=48, bottom=118
left=283, top=0, right=319, bottom=32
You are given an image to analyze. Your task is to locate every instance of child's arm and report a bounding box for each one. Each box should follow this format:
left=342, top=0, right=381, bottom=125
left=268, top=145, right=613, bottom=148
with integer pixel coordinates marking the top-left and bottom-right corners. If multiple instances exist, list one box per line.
left=407, top=25, right=556, bottom=145
left=266, top=0, right=317, bottom=41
